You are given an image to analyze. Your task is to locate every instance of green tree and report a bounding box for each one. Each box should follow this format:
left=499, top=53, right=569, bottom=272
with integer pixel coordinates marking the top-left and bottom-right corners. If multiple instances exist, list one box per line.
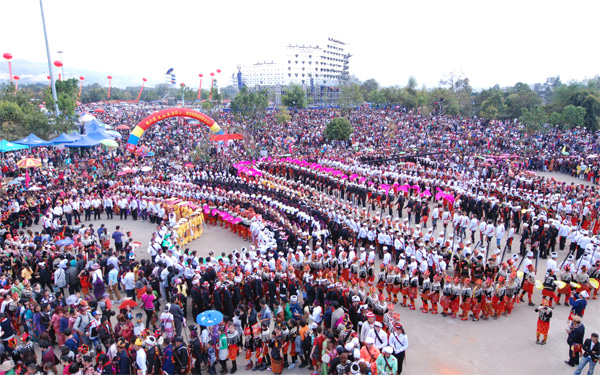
left=275, top=107, right=292, bottom=124
left=0, top=84, right=71, bottom=139
left=479, top=90, right=506, bottom=120
left=366, top=89, right=387, bottom=105
left=549, top=111, right=563, bottom=127
left=325, top=117, right=353, bottom=140
left=230, top=86, right=269, bottom=121
left=0, top=101, right=25, bottom=127
left=43, top=78, right=79, bottom=116
left=581, top=95, right=600, bottom=131
left=520, top=105, right=548, bottom=133
left=200, top=101, right=214, bottom=111
left=281, top=84, right=306, bottom=108
left=381, top=86, right=403, bottom=105
left=338, top=82, right=364, bottom=111
left=504, top=82, right=541, bottom=119
left=360, top=79, right=379, bottom=98
left=438, top=71, right=473, bottom=115
left=561, top=105, right=586, bottom=128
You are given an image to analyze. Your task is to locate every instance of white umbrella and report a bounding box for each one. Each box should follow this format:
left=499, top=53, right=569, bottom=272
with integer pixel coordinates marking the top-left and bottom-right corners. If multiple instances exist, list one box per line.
left=79, top=113, right=95, bottom=124
left=141, top=166, right=152, bottom=172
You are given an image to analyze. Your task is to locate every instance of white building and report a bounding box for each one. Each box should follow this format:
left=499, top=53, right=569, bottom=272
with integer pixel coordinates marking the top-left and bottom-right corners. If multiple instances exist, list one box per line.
left=236, top=37, right=350, bottom=90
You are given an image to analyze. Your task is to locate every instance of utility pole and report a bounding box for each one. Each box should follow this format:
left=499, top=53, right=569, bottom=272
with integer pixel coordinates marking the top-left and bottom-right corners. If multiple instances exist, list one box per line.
left=39, top=0, right=60, bottom=115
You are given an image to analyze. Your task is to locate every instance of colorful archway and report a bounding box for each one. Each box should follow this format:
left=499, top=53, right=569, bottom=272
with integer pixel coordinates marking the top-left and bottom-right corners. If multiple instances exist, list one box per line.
left=126, top=108, right=224, bottom=151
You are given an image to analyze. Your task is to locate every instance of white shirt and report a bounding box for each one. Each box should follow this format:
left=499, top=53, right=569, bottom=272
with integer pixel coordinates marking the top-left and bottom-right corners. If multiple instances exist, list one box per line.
left=389, top=331, right=409, bottom=354
left=366, top=328, right=388, bottom=349
left=136, top=348, right=147, bottom=374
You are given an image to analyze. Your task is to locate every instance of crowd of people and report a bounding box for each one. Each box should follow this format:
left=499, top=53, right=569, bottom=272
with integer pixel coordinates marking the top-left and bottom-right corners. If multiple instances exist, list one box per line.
left=0, top=103, right=598, bottom=374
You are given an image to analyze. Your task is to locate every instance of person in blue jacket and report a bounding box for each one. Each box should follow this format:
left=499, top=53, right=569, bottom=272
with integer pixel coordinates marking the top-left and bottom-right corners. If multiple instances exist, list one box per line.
left=162, top=337, right=175, bottom=375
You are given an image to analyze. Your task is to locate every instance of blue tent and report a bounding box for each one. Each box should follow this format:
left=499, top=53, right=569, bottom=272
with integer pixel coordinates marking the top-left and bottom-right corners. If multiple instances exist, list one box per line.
left=86, top=132, right=113, bottom=141
left=50, top=133, right=79, bottom=145
left=83, top=119, right=105, bottom=129
left=0, top=139, right=28, bottom=153
left=14, top=133, right=53, bottom=147
left=64, top=135, right=101, bottom=148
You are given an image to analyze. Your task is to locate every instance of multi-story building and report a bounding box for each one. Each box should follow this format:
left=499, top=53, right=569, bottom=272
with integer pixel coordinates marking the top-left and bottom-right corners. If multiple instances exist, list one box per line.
left=234, top=37, right=350, bottom=105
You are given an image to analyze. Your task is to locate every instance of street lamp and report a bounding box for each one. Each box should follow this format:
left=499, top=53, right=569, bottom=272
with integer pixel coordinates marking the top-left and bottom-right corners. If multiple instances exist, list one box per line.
left=57, top=50, right=64, bottom=78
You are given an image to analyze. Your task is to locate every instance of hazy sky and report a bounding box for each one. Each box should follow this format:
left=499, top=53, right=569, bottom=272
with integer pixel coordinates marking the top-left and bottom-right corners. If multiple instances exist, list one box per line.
left=2, top=0, right=599, bottom=89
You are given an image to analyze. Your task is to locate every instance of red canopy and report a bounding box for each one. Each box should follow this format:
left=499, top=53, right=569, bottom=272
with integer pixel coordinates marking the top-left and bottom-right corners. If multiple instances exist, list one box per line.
left=210, top=133, right=243, bottom=141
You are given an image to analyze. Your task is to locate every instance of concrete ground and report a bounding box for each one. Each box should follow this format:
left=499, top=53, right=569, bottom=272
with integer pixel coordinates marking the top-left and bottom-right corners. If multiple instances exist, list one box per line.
left=27, top=171, right=599, bottom=375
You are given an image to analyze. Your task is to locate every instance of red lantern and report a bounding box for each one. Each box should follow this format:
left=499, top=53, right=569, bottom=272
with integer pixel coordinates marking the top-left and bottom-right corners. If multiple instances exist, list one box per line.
left=13, top=76, right=20, bottom=94
left=216, top=69, right=221, bottom=73
left=209, top=73, right=215, bottom=100
left=180, top=83, right=185, bottom=87
left=107, top=76, right=112, bottom=99
left=78, top=77, right=85, bottom=99
left=198, top=74, right=204, bottom=100
left=137, top=78, right=148, bottom=101
left=4, top=53, right=13, bottom=83
left=53, top=60, right=63, bottom=68
left=47, top=75, right=50, bottom=80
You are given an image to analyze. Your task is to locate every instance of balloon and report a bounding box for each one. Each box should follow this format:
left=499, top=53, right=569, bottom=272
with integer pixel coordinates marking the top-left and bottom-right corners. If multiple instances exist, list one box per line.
left=126, top=108, right=224, bottom=151
left=79, top=76, right=85, bottom=80
left=216, top=69, right=221, bottom=73
left=53, top=60, right=63, bottom=68
left=3, top=53, right=12, bottom=60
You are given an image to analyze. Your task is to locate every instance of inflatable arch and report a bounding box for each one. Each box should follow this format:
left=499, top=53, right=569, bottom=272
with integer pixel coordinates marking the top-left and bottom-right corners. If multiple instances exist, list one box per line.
left=126, top=108, right=224, bottom=151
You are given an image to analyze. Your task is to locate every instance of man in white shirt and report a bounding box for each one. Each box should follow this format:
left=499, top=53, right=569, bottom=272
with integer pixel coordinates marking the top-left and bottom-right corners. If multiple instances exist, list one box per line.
left=389, top=324, right=409, bottom=374
left=495, top=220, right=505, bottom=248
left=129, top=198, right=139, bottom=221
left=134, top=341, right=147, bottom=375
left=91, top=196, right=102, bottom=220
left=63, top=202, right=73, bottom=226
left=367, top=322, right=388, bottom=350
left=83, top=198, right=92, bottom=221
left=360, top=312, right=376, bottom=343
left=103, top=196, right=113, bottom=219
left=122, top=268, right=136, bottom=300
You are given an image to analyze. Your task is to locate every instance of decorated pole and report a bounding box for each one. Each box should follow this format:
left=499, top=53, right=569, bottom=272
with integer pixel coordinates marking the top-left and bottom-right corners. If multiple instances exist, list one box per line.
left=209, top=72, right=215, bottom=100
left=198, top=74, right=203, bottom=100
left=209, top=69, right=221, bottom=100
left=78, top=76, right=84, bottom=100
left=107, top=75, right=112, bottom=99
left=136, top=78, right=147, bottom=101
left=3, top=53, right=13, bottom=83
left=13, top=76, right=20, bottom=94
left=180, top=82, right=185, bottom=107
left=53, top=60, right=63, bottom=81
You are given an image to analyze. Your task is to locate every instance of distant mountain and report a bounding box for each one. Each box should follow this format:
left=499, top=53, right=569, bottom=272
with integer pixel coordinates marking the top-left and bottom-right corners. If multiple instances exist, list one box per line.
left=0, top=59, right=144, bottom=88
